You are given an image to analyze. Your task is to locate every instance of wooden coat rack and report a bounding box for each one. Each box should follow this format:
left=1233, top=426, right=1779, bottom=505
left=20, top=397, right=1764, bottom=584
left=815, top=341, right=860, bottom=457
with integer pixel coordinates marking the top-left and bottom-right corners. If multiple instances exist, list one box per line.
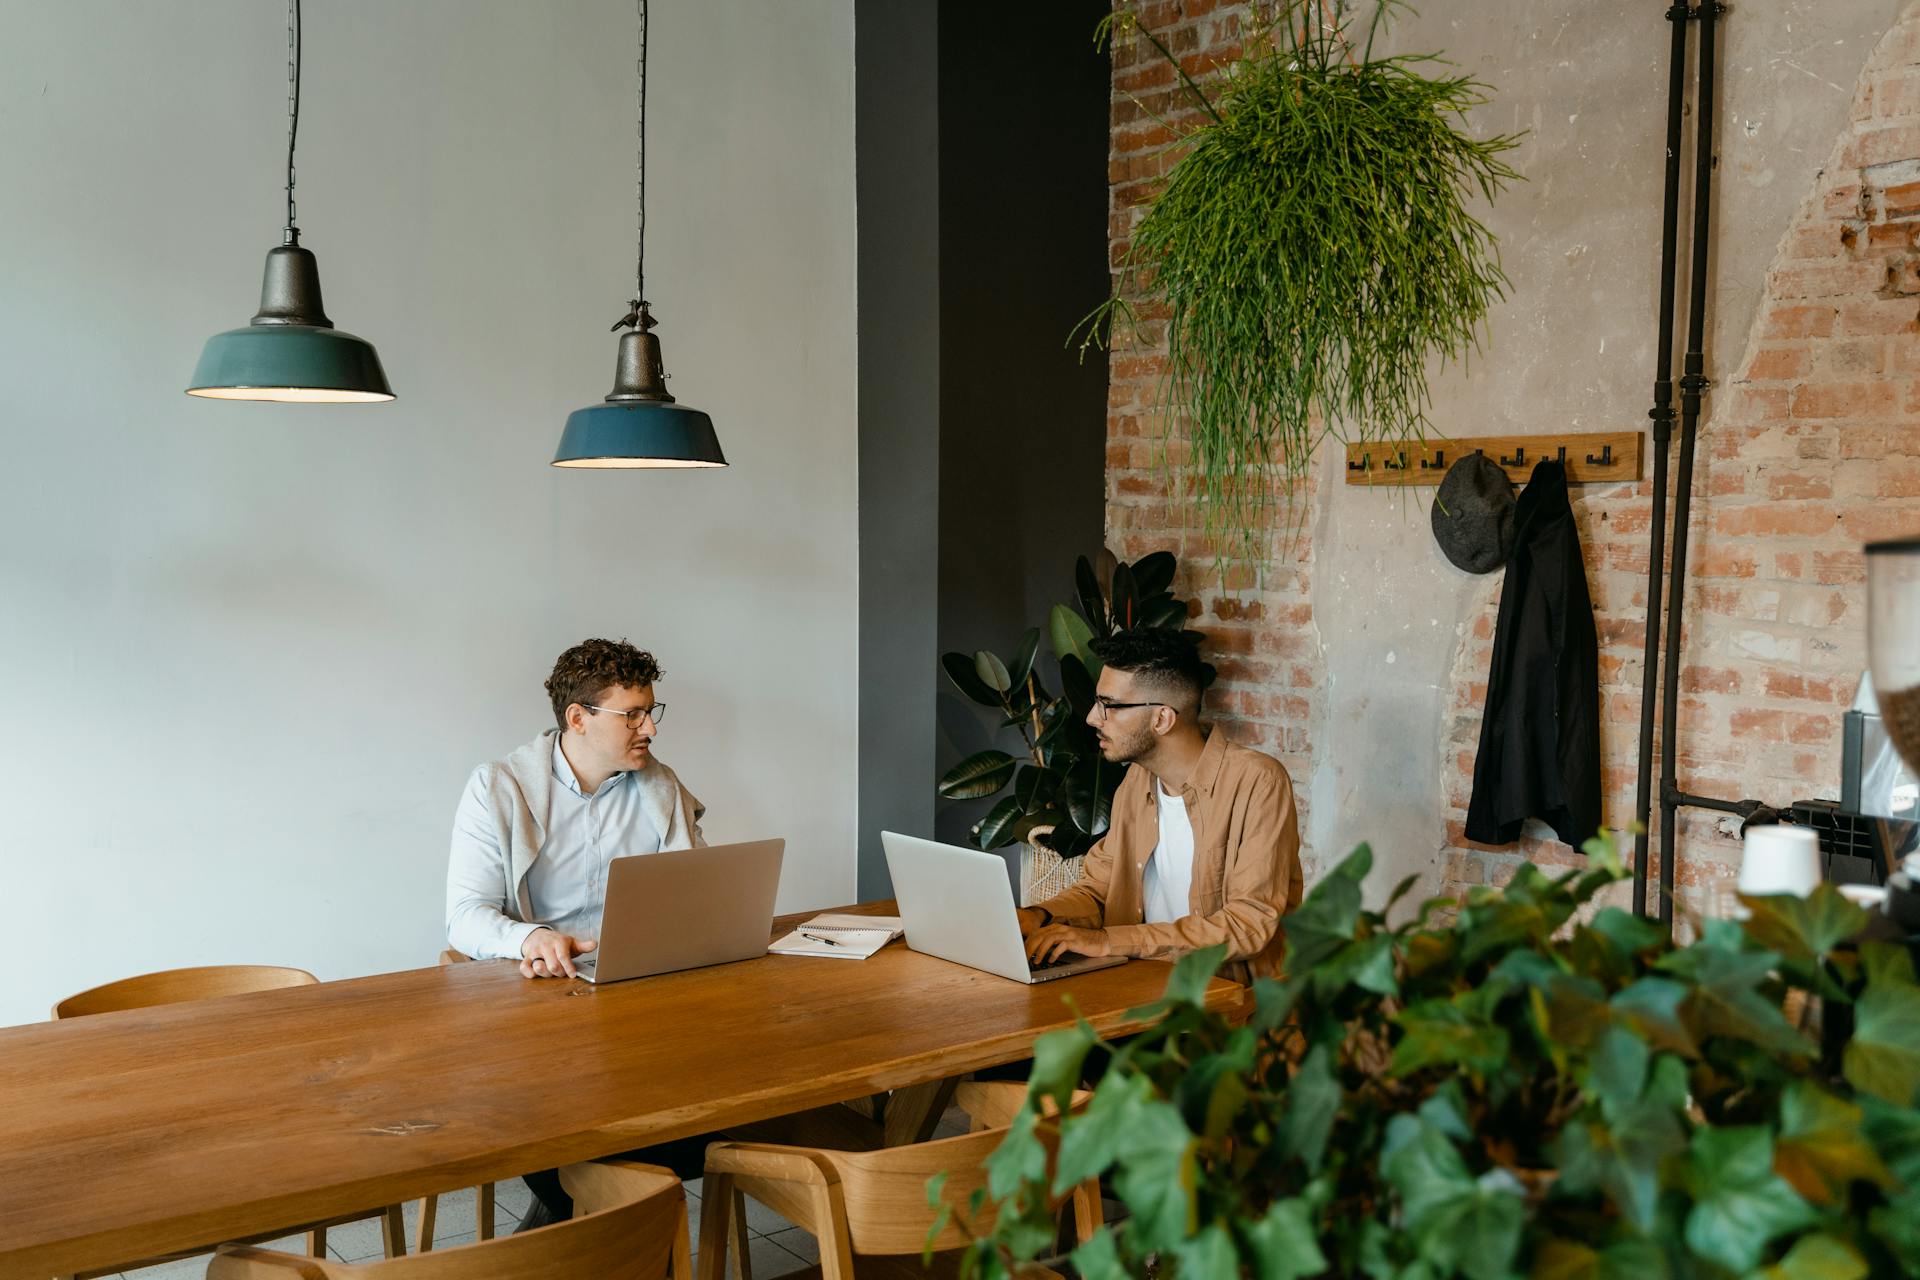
left=1343, top=430, right=1643, bottom=487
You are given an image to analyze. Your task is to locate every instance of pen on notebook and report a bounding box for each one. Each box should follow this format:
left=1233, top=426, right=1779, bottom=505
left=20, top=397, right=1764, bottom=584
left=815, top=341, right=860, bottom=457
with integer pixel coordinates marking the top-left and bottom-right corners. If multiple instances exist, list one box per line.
left=800, top=931, right=842, bottom=947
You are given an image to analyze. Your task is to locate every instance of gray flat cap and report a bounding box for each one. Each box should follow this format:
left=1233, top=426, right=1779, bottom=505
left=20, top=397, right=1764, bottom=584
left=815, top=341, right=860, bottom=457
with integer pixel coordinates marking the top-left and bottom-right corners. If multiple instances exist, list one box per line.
left=1431, top=452, right=1516, bottom=574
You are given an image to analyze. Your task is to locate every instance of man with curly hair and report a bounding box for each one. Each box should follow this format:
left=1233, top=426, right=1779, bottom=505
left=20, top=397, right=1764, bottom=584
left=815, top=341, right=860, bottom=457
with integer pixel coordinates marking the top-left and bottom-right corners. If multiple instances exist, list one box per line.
left=445, top=637, right=705, bottom=980
left=446, top=638, right=709, bottom=1227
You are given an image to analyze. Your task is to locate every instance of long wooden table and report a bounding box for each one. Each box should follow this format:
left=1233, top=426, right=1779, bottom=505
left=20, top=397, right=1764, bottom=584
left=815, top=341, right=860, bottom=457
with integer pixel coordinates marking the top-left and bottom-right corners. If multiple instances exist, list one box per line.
left=0, top=919, right=1243, bottom=1279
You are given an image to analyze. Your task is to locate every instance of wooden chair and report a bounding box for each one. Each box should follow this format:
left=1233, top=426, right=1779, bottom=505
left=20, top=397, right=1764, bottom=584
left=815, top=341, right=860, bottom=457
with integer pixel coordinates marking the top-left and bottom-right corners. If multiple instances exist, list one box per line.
left=950, top=1080, right=1055, bottom=1132
left=411, top=948, right=497, bottom=1252
left=206, top=1159, right=692, bottom=1279
left=51, top=966, right=408, bottom=1279
left=51, top=964, right=319, bottom=1019
left=697, top=1082, right=1096, bottom=1280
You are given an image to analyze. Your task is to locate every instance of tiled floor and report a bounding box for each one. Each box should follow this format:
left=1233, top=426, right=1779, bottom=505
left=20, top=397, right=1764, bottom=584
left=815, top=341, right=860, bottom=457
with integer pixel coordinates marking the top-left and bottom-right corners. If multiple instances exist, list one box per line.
left=118, top=1108, right=974, bottom=1278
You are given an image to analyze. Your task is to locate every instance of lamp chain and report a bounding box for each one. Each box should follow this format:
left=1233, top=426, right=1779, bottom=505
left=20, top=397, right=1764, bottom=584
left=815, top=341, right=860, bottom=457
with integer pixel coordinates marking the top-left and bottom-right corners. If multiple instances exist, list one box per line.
left=285, top=0, right=301, bottom=245
left=634, top=0, right=648, bottom=305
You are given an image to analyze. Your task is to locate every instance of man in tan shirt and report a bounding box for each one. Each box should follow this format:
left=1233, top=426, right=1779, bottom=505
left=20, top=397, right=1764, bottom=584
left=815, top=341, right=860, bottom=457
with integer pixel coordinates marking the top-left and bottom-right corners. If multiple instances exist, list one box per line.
left=1019, top=627, right=1304, bottom=986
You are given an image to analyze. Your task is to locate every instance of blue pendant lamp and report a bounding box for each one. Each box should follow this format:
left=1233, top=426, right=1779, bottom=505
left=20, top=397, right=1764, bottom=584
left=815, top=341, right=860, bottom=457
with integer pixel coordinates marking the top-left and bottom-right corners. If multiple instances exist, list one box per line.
left=187, top=0, right=392, bottom=404
left=553, top=0, right=725, bottom=468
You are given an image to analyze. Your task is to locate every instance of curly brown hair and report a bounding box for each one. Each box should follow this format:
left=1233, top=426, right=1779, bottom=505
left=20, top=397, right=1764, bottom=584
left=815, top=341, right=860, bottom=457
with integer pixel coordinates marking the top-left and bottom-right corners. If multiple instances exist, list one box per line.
left=545, top=638, right=663, bottom=730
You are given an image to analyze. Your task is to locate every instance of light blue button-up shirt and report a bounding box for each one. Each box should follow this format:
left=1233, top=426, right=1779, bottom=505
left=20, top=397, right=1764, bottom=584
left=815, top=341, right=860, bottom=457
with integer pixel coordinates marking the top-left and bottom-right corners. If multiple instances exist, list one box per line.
left=446, top=738, right=662, bottom=960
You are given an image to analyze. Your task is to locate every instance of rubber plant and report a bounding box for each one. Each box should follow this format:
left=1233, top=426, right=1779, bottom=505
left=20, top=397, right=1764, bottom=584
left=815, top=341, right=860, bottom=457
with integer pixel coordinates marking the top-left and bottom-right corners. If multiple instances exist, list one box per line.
left=948, top=837, right=1920, bottom=1278
left=1087, top=0, right=1521, bottom=570
left=936, top=550, right=1213, bottom=856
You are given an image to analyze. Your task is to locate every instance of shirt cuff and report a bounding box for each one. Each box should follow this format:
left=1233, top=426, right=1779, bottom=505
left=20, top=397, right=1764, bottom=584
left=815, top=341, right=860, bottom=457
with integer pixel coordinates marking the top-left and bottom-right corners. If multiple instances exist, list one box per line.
left=501, top=920, right=547, bottom=960
left=1101, top=924, right=1160, bottom=957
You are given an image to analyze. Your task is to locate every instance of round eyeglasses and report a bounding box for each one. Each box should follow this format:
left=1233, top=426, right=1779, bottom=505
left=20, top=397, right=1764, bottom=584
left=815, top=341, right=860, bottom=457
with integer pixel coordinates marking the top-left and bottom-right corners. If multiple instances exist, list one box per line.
left=584, top=701, right=667, bottom=728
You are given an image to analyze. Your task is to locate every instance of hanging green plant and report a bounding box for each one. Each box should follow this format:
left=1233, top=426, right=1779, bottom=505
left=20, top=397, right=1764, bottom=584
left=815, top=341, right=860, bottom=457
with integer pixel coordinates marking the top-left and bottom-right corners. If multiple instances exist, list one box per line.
left=1087, top=0, right=1521, bottom=569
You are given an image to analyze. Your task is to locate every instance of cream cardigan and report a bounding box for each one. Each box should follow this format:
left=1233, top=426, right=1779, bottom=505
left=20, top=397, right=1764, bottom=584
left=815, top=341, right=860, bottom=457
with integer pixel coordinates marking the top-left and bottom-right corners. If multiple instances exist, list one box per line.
left=445, top=728, right=706, bottom=957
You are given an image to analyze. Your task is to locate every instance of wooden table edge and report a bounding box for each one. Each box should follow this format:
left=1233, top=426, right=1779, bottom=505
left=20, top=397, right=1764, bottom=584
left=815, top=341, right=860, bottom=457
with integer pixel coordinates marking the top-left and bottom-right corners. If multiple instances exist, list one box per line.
left=1, top=956, right=1243, bottom=1280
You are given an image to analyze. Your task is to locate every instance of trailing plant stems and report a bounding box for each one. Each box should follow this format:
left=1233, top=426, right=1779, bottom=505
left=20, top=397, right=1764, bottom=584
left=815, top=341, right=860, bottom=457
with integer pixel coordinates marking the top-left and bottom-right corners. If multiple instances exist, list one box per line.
left=1111, top=11, right=1220, bottom=127
left=1088, top=0, right=1519, bottom=577
left=1631, top=0, right=1689, bottom=920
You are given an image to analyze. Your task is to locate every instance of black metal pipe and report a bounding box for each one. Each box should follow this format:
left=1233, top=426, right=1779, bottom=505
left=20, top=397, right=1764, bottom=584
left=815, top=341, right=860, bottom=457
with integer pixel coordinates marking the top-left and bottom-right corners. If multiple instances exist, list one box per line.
left=1658, top=0, right=1721, bottom=934
left=1632, top=0, right=1692, bottom=918
left=1669, top=789, right=1759, bottom=818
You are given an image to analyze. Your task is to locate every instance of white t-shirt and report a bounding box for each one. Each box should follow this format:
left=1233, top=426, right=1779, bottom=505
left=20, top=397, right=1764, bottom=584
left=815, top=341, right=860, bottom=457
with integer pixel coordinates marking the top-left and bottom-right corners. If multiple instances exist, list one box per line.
left=1142, top=778, right=1195, bottom=925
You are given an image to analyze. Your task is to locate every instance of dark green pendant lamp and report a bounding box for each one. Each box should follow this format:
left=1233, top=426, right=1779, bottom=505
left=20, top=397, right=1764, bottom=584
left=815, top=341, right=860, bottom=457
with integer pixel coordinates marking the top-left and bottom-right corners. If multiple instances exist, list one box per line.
left=552, top=0, right=725, bottom=468
left=187, top=0, right=392, bottom=404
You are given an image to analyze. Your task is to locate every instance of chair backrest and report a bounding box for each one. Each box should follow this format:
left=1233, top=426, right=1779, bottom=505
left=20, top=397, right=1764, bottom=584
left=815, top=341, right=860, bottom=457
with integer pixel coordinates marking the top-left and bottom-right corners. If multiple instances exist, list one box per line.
left=54, top=965, right=319, bottom=1020
left=953, top=1081, right=1090, bottom=1132
left=817, top=1126, right=1019, bottom=1255
left=207, top=1164, right=684, bottom=1280
left=809, top=1084, right=1095, bottom=1255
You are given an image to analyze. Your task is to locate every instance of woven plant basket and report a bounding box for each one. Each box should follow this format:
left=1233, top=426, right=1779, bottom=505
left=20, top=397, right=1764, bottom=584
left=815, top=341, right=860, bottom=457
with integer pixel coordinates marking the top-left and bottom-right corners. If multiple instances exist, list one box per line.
left=1018, top=827, right=1086, bottom=906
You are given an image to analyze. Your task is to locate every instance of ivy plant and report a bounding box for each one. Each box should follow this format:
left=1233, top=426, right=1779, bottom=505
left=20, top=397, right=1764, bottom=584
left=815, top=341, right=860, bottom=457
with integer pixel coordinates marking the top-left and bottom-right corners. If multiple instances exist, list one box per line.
left=953, top=838, right=1920, bottom=1278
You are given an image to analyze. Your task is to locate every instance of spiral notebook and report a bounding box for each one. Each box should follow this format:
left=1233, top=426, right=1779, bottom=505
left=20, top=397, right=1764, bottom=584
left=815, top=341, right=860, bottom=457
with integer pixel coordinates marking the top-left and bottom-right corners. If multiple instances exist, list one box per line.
left=767, top=913, right=905, bottom=960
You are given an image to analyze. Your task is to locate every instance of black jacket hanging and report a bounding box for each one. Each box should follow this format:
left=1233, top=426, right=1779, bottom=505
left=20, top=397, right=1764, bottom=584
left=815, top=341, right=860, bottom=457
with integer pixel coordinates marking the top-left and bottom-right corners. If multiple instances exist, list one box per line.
left=1465, top=458, right=1602, bottom=850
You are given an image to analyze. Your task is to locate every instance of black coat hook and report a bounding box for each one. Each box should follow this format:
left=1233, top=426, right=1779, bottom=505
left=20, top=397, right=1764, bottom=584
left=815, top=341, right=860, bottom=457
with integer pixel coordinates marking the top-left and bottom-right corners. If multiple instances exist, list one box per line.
left=1555, top=446, right=1567, bottom=463
left=1420, top=449, right=1447, bottom=470
left=1348, top=454, right=1370, bottom=471
left=1586, top=443, right=1614, bottom=466
left=1499, top=445, right=1526, bottom=467
left=1384, top=450, right=1408, bottom=470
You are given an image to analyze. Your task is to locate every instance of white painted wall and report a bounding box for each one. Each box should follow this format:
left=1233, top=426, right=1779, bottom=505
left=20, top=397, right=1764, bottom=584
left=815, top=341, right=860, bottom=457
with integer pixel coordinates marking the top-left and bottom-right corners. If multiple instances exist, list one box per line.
left=0, top=0, right=857, bottom=1027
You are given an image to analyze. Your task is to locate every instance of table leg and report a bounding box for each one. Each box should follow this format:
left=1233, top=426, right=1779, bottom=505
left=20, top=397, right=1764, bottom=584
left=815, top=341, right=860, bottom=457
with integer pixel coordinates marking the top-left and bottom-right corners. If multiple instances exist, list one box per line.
left=882, top=1075, right=959, bottom=1147
left=382, top=1205, right=407, bottom=1258
left=414, top=1194, right=438, bottom=1253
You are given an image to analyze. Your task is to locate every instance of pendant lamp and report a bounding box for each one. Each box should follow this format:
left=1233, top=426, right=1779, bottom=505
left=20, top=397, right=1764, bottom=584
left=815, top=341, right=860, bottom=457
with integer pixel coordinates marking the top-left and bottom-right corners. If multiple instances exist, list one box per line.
left=552, top=0, right=726, bottom=468
left=187, top=0, right=392, bottom=403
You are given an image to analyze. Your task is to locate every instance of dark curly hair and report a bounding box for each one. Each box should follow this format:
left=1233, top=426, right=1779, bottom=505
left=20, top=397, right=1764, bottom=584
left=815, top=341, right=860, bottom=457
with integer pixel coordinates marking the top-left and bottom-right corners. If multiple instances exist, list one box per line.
left=1090, top=628, right=1210, bottom=715
left=545, top=638, right=663, bottom=730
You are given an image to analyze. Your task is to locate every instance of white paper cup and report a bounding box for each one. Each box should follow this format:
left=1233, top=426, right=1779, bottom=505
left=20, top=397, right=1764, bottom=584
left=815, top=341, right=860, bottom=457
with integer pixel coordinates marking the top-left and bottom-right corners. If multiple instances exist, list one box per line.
left=1738, top=825, right=1823, bottom=898
left=1838, top=884, right=1888, bottom=912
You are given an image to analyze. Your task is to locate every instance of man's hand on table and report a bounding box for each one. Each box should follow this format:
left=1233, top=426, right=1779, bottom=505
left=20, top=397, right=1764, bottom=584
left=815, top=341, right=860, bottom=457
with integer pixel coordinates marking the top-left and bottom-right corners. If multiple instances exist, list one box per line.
left=519, top=928, right=596, bottom=979
left=1024, top=924, right=1112, bottom=966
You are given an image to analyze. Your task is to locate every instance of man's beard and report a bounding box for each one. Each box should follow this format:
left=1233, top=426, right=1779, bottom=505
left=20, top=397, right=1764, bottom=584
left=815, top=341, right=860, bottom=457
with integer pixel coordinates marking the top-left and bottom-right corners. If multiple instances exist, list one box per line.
left=1100, top=723, right=1157, bottom=763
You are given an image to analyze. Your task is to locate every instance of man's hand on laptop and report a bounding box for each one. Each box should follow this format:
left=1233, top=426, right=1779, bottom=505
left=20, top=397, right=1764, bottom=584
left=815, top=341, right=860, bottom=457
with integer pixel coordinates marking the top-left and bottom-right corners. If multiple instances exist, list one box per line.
left=1025, top=924, right=1111, bottom=966
left=519, top=928, right=597, bottom=979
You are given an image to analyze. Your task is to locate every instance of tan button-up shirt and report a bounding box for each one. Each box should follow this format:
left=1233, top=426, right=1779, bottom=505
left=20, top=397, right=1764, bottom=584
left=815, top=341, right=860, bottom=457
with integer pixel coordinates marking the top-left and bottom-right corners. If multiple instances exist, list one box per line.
left=1033, top=729, right=1303, bottom=986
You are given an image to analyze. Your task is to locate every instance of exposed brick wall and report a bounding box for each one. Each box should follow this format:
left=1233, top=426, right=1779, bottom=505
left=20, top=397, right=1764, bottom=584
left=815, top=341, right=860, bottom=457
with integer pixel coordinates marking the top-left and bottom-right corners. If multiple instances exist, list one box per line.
left=1645, top=12, right=1920, bottom=902
left=1105, top=0, right=1327, bottom=877
left=1105, top=2, right=1919, bottom=905
left=1436, top=14, right=1920, bottom=908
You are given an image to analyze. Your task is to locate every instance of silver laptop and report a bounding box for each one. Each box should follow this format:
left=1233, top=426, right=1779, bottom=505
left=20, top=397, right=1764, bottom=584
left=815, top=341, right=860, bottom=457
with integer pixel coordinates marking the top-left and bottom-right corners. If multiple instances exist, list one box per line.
left=881, top=832, right=1126, bottom=984
left=572, top=838, right=785, bottom=984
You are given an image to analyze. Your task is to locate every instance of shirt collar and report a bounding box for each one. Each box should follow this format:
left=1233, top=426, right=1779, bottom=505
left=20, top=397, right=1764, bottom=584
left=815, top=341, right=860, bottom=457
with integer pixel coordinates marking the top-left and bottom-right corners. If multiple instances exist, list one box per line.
left=552, top=737, right=628, bottom=798
left=1189, top=726, right=1230, bottom=797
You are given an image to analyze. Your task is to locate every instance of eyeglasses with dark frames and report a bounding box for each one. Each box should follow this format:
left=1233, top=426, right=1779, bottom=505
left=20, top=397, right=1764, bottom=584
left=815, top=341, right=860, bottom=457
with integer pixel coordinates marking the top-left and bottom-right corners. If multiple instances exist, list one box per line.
left=1089, top=697, right=1169, bottom=723
left=583, top=701, right=667, bottom=728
